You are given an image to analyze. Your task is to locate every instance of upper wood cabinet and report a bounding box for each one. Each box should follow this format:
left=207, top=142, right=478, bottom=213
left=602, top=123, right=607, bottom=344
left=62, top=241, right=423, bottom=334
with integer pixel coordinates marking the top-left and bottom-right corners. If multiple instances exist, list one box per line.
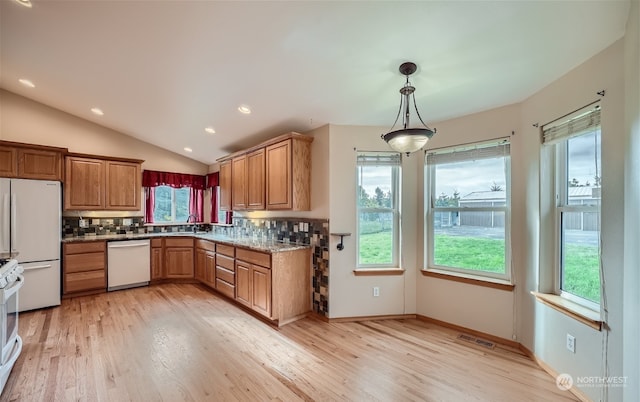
left=219, top=160, right=232, bottom=211
left=231, top=155, right=247, bottom=210
left=64, top=154, right=142, bottom=211
left=265, top=136, right=312, bottom=210
left=0, top=141, right=65, bottom=180
left=246, top=148, right=265, bottom=210
left=216, top=132, right=312, bottom=212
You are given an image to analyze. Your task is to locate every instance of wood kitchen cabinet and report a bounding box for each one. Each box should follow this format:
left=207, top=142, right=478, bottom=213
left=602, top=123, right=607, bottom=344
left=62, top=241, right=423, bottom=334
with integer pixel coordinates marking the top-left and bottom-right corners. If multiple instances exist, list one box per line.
left=246, top=148, right=265, bottom=210
left=150, top=238, right=164, bottom=280
left=164, top=238, right=194, bottom=278
left=64, top=154, right=142, bottom=211
left=234, top=247, right=310, bottom=325
left=265, top=135, right=312, bottom=211
left=215, top=243, right=235, bottom=298
left=195, top=239, right=216, bottom=287
left=219, top=160, right=232, bottom=211
left=63, top=241, right=106, bottom=296
left=0, top=141, right=65, bottom=180
left=231, top=155, right=247, bottom=210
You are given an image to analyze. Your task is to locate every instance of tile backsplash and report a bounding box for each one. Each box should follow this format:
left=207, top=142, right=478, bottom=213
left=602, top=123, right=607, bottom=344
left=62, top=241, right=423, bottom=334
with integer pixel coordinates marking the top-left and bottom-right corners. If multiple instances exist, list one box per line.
left=62, top=216, right=331, bottom=317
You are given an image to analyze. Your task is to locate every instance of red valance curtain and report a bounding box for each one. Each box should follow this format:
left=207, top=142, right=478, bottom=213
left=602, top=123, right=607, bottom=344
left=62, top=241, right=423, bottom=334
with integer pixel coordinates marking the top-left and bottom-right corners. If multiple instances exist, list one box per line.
left=142, top=170, right=206, bottom=190
left=143, top=170, right=206, bottom=223
left=206, top=172, right=219, bottom=188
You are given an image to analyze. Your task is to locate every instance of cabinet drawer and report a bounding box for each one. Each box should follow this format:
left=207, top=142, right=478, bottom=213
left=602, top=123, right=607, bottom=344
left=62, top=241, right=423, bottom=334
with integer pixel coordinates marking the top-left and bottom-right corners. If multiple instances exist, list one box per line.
left=65, top=270, right=105, bottom=293
left=216, top=244, right=235, bottom=257
left=195, top=239, right=216, bottom=252
left=165, top=238, right=194, bottom=247
left=64, top=241, right=106, bottom=255
left=216, top=278, right=235, bottom=298
left=236, top=248, right=271, bottom=268
left=216, top=254, right=234, bottom=270
left=65, top=252, right=105, bottom=273
left=216, top=266, right=235, bottom=284
left=151, top=238, right=163, bottom=248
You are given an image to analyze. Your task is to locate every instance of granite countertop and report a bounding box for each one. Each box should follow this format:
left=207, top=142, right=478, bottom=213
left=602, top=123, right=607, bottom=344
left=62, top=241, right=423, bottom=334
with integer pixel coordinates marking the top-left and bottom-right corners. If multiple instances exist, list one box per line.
left=62, top=232, right=311, bottom=253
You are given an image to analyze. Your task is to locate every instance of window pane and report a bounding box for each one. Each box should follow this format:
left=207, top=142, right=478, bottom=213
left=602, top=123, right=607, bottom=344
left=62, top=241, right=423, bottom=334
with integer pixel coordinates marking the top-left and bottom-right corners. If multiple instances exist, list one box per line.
left=153, top=186, right=172, bottom=222
left=175, top=187, right=190, bottom=222
left=434, top=211, right=506, bottom=274
left=358, top=165, right=394, bottom=208
left=566, top=131, right=601, bottom=206
left=561, top=211, right=600, bottom=303
left=434, top=157, right=507, bottom=204
left=358, top=211, right=394, bottom=265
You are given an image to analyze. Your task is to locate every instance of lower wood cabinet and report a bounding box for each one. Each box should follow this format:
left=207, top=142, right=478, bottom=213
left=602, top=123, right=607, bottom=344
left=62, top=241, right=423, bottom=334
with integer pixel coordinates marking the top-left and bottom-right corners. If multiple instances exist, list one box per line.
left=195, top=240, right=216, bottom=287
left=235, top=247, right=310, bottom=325
left=63, top=241, right=106, bottom=296
left=150, top=239, right=164, bottom=279
left=215, top=244, right=235, bottom=298
left=165, top=238, right=194, bottom=278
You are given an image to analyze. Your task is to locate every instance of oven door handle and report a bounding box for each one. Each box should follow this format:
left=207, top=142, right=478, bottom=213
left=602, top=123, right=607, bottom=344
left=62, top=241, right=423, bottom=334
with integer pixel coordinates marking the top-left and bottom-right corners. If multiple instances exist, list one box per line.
left=2, top=274, right=24, bottom=303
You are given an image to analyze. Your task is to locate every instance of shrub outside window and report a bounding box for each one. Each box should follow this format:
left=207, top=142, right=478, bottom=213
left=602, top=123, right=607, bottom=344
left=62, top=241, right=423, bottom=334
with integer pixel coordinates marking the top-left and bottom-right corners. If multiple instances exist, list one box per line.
left=153, top=186, right=190, bottom=223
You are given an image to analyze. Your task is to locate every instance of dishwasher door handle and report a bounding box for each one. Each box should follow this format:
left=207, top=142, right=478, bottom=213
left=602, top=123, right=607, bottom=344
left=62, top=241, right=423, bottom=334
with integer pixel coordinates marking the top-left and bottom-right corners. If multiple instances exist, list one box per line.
left=108, top=242, right=150, bottom=249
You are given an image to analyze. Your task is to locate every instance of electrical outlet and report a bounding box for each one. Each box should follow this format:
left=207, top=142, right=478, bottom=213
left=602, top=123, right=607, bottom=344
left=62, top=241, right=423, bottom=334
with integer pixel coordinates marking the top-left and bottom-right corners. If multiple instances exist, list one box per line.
left=373, top=287, right=380, bottom=297
left=566, top=334, right=576, bottom=353
left=79, top=218, right=87, bottom=228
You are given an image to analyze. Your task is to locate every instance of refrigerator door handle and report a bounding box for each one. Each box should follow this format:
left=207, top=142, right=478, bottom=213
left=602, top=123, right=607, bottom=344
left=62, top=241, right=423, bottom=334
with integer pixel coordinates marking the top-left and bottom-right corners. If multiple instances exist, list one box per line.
left=11, top=194, right=17, bottom=252
left=1, top=194, right=9, bottom=253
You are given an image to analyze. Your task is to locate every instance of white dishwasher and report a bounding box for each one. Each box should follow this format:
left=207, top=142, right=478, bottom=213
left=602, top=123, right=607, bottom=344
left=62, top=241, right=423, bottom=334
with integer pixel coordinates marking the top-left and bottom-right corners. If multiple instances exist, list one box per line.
left=107, top=239, right=151, bottom=291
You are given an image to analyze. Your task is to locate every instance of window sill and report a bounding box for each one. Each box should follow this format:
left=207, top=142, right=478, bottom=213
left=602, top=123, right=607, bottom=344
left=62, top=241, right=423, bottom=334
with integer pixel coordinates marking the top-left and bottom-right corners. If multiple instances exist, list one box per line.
left=420, top=269, right=514, bottom=291
left=353, top=268, right=405, bottom=276
left=531, top=291, right=602, bottom=331
left=144, top=222, right=203, bottom=227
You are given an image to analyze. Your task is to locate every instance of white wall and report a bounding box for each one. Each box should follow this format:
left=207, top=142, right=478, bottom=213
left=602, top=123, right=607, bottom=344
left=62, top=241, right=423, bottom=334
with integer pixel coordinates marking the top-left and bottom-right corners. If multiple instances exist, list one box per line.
left=327, top=125, right=419, bottom=318
left=0, top=90, right=207, bottom=175
left=623, top=1, right=640, bottom=400
left=520, top=39, right=625, bottom=402
left=415, top=104, right=521, bottom=340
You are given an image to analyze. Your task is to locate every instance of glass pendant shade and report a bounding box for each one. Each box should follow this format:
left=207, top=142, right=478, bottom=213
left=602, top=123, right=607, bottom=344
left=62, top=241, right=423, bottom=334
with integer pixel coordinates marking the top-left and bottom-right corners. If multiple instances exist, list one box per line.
left=381, top=62, right=436, bottom=156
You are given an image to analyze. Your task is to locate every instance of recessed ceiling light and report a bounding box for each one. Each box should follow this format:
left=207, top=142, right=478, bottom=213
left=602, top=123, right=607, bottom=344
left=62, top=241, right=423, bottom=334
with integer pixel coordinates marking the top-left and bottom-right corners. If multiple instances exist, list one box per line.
left=238, top=105, right=251, bottom=114
left=14, top=0, right=32, bottom=8
left=184, top=147, right=193, bottom=153
left=18, top=78, right=35, bottom=88
left=91, top=107, right=104, bottom=116
left=205, top=127, right=216, bottom=134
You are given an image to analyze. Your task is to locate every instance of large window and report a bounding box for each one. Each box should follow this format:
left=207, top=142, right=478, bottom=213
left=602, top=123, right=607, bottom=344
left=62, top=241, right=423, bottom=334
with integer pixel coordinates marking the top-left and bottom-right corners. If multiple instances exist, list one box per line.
left=544, top=106, right=601, bottom=307
left=425, top=141, right=511, bottom=280
left=153, top=186, right=190, bottom=223
left=356, top=152, right=401, bottom=268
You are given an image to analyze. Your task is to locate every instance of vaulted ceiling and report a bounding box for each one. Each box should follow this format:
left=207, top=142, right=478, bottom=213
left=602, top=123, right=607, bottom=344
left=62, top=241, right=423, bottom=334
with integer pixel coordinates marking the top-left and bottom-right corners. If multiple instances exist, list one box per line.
left=0, top=1, right=630, bottom=164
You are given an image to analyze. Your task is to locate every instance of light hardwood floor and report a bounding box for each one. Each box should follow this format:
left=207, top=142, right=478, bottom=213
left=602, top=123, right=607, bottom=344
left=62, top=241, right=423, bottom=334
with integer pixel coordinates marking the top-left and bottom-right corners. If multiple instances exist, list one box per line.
left=3, top=284, right=577, bottom=401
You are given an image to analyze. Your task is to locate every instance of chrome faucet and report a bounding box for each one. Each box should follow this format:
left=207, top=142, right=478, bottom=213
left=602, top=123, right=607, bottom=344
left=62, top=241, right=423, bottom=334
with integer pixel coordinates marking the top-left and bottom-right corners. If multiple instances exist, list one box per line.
left=187, top=214, right=198, bottom=233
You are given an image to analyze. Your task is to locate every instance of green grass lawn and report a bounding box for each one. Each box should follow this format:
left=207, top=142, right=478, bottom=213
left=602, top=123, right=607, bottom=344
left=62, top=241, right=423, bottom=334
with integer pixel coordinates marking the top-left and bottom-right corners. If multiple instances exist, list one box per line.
left=359, top=231, right=600, bottom=302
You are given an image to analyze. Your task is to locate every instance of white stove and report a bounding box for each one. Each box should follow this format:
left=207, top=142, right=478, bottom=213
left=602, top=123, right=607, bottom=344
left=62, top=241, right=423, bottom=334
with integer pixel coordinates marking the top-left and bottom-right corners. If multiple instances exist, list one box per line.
left=0, top=258, right=24, bottom=396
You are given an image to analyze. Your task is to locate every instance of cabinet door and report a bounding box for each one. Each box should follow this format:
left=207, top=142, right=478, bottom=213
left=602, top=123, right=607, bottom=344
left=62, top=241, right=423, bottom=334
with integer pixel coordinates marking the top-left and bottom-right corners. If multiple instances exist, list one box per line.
left=105, top=160, right=141, bottom=210
left=252, top=265, right=272, bottom=317
left=205, top=251, right=216, bottom=287
left=231, top=155, right=247, bottom=210
left=235, top=260, right=251, bottom=307
left=265, top=140, right=292, bottom=209
left=18, top=148, right=62, bottom=180
left=165, top=247, right=194, bottom=278
left=0, top=146, right=18, bottom=178
left=195, top=248, right=206, bottom=282
left=219, top=160, right=232, bottom=211
left=246, top=148, right=265, bottom=210
left=151, top=247, right=164, bottom=279
left=65, top=157, right=105, bottom=210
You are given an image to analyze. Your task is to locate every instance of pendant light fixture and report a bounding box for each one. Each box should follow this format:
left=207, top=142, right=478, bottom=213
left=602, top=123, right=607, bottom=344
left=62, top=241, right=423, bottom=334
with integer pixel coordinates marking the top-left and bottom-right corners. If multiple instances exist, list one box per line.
left=381, top=62, right=436, bottom=156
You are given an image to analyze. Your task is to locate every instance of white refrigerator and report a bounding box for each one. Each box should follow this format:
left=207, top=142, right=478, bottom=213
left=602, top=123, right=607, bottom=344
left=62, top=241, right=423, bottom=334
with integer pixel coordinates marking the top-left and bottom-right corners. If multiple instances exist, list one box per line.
left=0, top=178, right=61, bottom=312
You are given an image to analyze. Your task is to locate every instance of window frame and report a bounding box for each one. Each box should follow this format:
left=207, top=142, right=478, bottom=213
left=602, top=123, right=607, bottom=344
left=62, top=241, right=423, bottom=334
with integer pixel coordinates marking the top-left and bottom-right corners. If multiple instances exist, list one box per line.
left=553, top=134, right=601, bottom=311
left=153, top=185, right=191, bottom=224
left=425, top=141, right=512, bottom=281
left=355, top=152, right=401, bottom=269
